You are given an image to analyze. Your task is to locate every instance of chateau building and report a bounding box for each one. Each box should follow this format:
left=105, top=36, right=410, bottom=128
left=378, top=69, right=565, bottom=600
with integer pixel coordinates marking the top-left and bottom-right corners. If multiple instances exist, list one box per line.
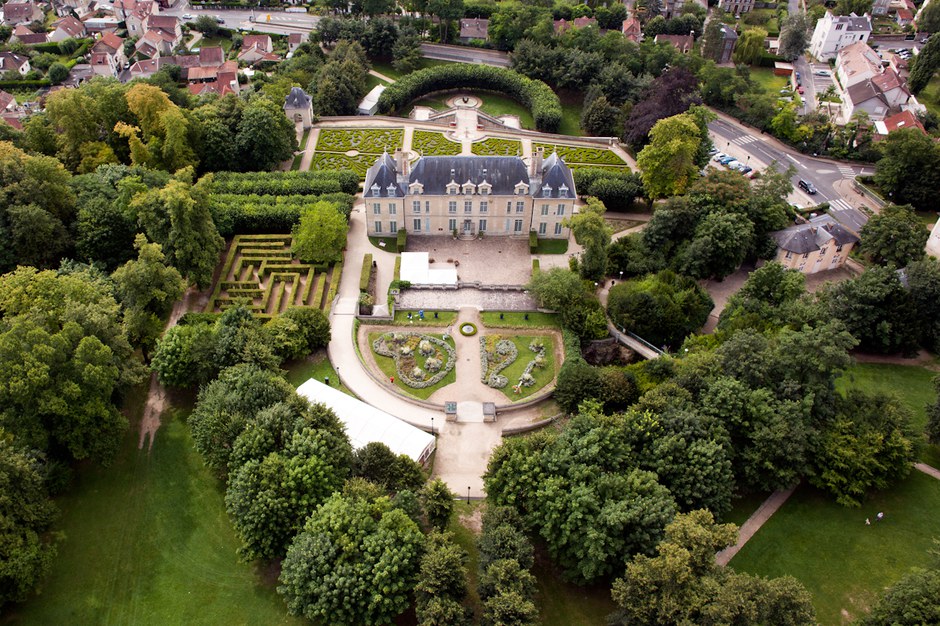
left=362, top=150, right=575, bottom=239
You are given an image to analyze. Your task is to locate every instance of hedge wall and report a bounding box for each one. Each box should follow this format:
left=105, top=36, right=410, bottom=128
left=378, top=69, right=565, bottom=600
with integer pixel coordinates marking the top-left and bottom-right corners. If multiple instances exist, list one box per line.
left=209, top=192, right=354, bottom=237
left=360, top=253, right=373, bottom=292
left=210, top=170, right=359, bottom=196
left=0, top=79, right=50, bottom=89
left=396, top=229, right=407, bottom=253
left=376, top=64, right=562, bottom=134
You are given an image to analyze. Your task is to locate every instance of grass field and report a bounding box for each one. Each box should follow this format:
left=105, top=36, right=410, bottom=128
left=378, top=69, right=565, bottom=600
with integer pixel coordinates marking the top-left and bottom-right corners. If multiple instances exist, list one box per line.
left=535, top=238, right=569, bottom=254
left=284, top=350, right=351, bottom=396
left=448, top=501, right=483, bottom=621
left=750, top=67, right=790, bottom=95
left=836, top=362, right=940, bottom=466
left=494, top=335, right=557, bottom=400
left=532, top=547, right=617, bottom=626
left=369, top=58, right=453, bottom=82
left=480, top=311, right=560, bottom=329
left=558, top=91, right=584, bottom=137
left=478, top=92, right=535, bottom=129
left=723, top=491, right=772, bottom=527
left=920, top=75, right=940, bottom=117
left=729, top=472, right=940, bottom=625
left=2, top=387, right=298, bottom=626
left=393, top=309, right=458, bottom=327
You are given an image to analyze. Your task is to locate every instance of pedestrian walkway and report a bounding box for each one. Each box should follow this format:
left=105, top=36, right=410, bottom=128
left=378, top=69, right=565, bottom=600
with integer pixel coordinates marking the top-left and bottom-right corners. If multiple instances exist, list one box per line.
left=716, top=486, right=797, bottom=566
left=297, top=127, right=318, bottom=172
left=915, top=463, right=940, bottom=481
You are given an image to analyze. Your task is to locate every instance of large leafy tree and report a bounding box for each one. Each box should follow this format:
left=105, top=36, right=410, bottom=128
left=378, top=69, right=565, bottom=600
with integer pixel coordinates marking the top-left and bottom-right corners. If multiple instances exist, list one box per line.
left=636, top=113, right=702, bottom=198
left=718, top=262, right=806, bottom=333
left=415, top=531, right=470, bottom=626
left=863, top=565, right=940, bottom=626
left=278, top=490, right=425, bottom=625
left=733, top=28, right=768, bottom=65
left=677, top=211, right=754, bottom=279
left=565, top=196, right=612, bottom=281
left=777, top=13, right=809, bottom=61
left=111, top=234, right=185, bottom=353
left=859, top=203, right=928, bottom=267
left=0, top=433, right=58, bottom=608
left=624, top=67, right=700, bottom=148
left=906, top=258, right=940, bottom=352
left=0, top=267, right=143, bottom=461
left=874, top=128, right=940, bottom=211
left=235, top=96, right=297, bottom=171
left=291, top=201, right=349, bottom=264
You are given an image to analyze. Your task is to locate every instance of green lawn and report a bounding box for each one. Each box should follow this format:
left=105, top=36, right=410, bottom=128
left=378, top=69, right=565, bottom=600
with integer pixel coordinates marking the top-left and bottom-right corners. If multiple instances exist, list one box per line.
left=448, top=501, right=483, bottom=621
left=493, top=335, right=557, bottom=400
left=2, top=387, right=299, bottom=626
left=535, top=238, right=570, bottom=254
left=750, top=67, right=790, bottom=95
left=368, top=236, right=398, bottom=251
left=480, top=311, right=560, bottom=329
left=478, top=92, right=535, bottom=130
left=558, top=92, right=584, bottom=137
left=369, top=57, right=453, bottom=82
left=197, top=36, right=233, bottom=54
left=729, top=472, right=940, bottom=625
left=723, top=491, right=772, bottom=527
left=284, top=350, right=351, bottom=396
left=393, top=309, right=458, bottom=327
left=532, top=547, right=617, bottom=626
left=836, top=363, right=940, bottom=466
left=920, top=75, right=940, bottom=118
left=368, top=331, right=457, bottom=400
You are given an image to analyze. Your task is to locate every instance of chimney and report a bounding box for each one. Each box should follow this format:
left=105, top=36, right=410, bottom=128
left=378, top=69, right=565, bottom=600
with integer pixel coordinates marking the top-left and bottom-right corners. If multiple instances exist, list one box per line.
left=531, top=147, right=544, bottom=177
left=450, top=167, right=456, bottom=181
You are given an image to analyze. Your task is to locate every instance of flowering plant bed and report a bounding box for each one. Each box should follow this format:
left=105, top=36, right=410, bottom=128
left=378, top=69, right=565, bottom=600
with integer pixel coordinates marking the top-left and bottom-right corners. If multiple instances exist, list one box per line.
left=480, top=334, right=519, bottom=388
left=488, top=335, right=557, bottom=400
left=372, top=331, right=456, bottom=389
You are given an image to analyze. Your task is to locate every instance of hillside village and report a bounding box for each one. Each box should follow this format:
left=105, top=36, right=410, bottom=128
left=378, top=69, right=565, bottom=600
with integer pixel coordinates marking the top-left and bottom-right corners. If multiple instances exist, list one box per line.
left=0, top=0, right=939, bottom=624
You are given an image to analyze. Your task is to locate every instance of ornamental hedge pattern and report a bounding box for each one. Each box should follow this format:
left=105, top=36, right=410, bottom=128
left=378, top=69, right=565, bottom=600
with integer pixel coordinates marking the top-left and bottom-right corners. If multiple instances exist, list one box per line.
left=411, top=130, right=462, bottom=156
left=533, top=143, right=627, bottom=166
left=373, top=332, right=457, bottom=389
left=377, top=64, right=563, bottom=133
left=206, top=234, right=341, bottom=316
left=309, top=152, right=378, bottom=179
left=471, top=137, right=523, bottom=157
left=480, top=334, right=519, bottom=389
left=315, top=128, right=404, bottom=154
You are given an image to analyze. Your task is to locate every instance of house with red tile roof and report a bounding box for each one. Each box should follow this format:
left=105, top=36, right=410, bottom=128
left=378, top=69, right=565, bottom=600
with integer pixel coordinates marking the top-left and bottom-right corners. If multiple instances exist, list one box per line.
left=11, top=24, right=47, bottom=44
left=90, top=31, right=125, bottom=77
left=237, top=35, right=280, bottom=64
left=873, top=110, right=926, bottom=138
left=0, top=90, right=17, bottom=112
left=654, top=33, right=694, bottom=53
left=2, top=0, right=43, bottom=26
left=621, top=16, right=641, bottom=42
left=49, top=15, right=87, bottom=42
left=553, top=16, right=597, bottom=35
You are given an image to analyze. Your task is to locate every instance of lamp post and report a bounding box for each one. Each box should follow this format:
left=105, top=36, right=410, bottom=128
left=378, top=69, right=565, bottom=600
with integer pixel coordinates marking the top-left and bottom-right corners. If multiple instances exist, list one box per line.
left=467, top=487, right=471, bottom=504
left=431, top=416, right=434, bottom=435
left=619, top=270, right=623, bottom=281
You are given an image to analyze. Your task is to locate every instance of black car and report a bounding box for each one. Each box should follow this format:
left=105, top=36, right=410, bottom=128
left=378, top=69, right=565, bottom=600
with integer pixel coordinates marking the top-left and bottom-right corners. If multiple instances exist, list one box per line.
left=798, top=179, right=817, bottom=195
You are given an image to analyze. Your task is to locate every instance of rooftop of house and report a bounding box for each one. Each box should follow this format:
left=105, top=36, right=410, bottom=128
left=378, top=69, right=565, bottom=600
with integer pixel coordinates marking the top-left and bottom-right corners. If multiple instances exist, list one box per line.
left=720, top=24, right=739, bottom=40
left=94, top=31, right=124, bottom=51
left=147, top=14, right=178, bottom=31
left=3, top=0, right=37, bottom=19
left=554, top=17, right=597, bottom=34
left=242, top=34, right=271, bottom=51
left=199, top=46, right=224, bottom=66
left=874, top=109, right=926, bottom=136
left=0, top=51, right=29, bottom=69
left=622, top=17, right=641, bottom=34
left=772, top=214, right=860, bottom=253
left=0, top=90, right=15, bottom=109
left=284, top=86, right=312, bottom=109
left=837, top=41, right=883, bottom=78
left=896, top=8, right=913, bottom=19
left=53, top=15, right=85, bottom=37
left=288, top=32, right=305, bottom=44
left=654, top=34, right=694, bottom=51
left=459, top=17, right=489, bottom=39
left=822, top=10, right=872, bottom=31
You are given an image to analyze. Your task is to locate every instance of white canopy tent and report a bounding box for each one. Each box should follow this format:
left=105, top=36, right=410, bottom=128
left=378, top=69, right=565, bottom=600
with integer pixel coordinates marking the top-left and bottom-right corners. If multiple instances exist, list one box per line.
left=296, top=378, right=436, bottom=464
left=399, top=252, right=458, bottom=286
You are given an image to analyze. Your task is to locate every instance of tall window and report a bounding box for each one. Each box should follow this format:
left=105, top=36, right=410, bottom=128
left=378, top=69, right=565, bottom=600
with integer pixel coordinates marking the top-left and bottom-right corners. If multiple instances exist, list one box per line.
left=413, top=218, right=422, bottom=232
left=372, top=203, right=381, bottom=215
left=554, top=223, right=562, bottom=235
left=388, top=203, right=396, bottom=214
left=506, top=201, right=512, bottom=213
left=515, top=201, right=525, bottom=213
left=479, top=219, right=487, bottom=232
left=425, top=201, right=430, bottom=213
left=412, top=200, right=420, bottom=213
left=538, top=222, right=546, bottom=235
left=464, top=200, right=472, bottom=213
left=480, top=201, right=488, bottom=213
left=556, top=204, right=565, bottom=216
left=374, top=221, right=382, bottom=233
left=390, top=221, right=398, bottom=233
left=541, top=204, right=549, bottom=216
left=449, top=218, right=457, bottom=231
left=448, top=201, right=457, bottom=214
left=514, top=219, right=523, bottom=232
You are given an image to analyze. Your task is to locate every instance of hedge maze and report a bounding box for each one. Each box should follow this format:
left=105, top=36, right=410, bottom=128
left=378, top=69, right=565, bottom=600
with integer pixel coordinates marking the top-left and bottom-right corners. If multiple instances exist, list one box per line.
left=411, top=130, right=462, bottom=156
left=533, top=142, right=628, bottom=167
left=471, top=137, right=523, bottom=156
left=312, top=129, right=404, bottom=179
left=206, top=234, right=342, bottom=316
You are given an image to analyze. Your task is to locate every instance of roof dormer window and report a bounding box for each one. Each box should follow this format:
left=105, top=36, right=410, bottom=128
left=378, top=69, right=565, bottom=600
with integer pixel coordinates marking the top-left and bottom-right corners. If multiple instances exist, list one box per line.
left=542, top=184, right=552, bottom=196
left=386, top=183, right=398, bottom=195
left=478, top=181, right=492, bottom=196
left=370, top=183, right=381, bottom=196
left=514, top=181, right=528, bottom=195
left=559, top=184, right=569, bottom=196
left=409, top=182, right=423, bottom=195
left=446, top=181, right=460, bottom=195
left=462, top=181, right=475, bottom=195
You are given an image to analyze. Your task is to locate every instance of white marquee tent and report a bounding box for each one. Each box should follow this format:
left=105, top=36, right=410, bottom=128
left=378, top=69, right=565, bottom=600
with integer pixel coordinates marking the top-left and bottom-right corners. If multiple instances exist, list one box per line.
left=399, top=252, right=458, bottom=286
left=296, top=378, right=436, bottom=464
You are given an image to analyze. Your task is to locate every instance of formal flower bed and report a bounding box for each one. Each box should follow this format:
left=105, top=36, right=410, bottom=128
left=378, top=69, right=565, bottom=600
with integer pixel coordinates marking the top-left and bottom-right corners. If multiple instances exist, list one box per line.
left=412, top=130, right=462, bottom=156
left=533, top=142, right=627, bottom=166
left=512, top=339, right=547, bottom=394
left=481, top=334, right=519, bottom=388
left=471, top=137, right=523, bottom=157
left=316, top=128, right=404, bottom=153
left=373, top=331, right=456, bottom=389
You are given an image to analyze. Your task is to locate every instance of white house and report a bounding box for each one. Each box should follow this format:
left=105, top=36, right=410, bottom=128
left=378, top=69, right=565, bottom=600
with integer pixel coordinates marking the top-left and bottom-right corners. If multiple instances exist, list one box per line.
left=810, top=11, right=872, bottom=61
left=836, top=42, right=910, bottom=121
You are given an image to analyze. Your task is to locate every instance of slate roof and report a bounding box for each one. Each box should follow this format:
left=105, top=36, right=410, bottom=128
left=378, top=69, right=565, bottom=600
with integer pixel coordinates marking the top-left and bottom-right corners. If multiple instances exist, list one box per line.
left=409, top=156, right=530, bottom=196
left=831, top=12, right=872, bottom=31
left=363, top=152, right=403, bottom=198
left=534, top=152, right=576, bottom=199
left=771, top=215, right=859, bottom=253
left=283, top=86, right=312, bottom=109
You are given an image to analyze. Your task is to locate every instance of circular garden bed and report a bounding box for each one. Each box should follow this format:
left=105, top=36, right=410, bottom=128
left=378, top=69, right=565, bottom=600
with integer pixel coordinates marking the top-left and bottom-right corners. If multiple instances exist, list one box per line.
left=459, top=323, right=478, bottom=336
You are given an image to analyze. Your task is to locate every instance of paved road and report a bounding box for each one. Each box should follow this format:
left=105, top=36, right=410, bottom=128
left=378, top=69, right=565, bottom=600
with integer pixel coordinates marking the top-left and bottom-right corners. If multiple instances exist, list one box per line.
left=420, top=43, right=511, bottom=67
left=709, top=115, right=875, bottom=207
left=162, top=1, right=321, bottom=35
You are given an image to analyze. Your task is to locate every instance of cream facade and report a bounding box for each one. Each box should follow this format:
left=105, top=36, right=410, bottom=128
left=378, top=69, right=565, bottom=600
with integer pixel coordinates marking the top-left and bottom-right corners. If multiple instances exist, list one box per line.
left=363, top=151, right=574, bottom=240
left=771, top=215, right=859, bottom=274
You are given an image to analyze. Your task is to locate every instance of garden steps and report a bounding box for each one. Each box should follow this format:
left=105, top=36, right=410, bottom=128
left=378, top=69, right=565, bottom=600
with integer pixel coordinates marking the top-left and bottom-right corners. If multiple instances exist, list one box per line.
left=455, top=401, right=485, bottom=422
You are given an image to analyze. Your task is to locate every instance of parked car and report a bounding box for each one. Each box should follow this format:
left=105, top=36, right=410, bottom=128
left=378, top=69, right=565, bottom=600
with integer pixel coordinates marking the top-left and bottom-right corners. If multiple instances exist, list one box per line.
left=182, top=13, right=194, bottom=19
left=713, top=153, right=727, bottom=162
left=708, top=147, right=719, bottom=155
left=719, top=155, right=736, bottom=165
left=215, top=16, right=225, bottom=23
left=798, top=179, right=818, bottom=194
left=740, top=166, right=753, bottom=175
left=797, top=85, right=805, bottom=94
left=813, top=69, right=831, bottom=76
left=725, top=160, right=741, bottom=169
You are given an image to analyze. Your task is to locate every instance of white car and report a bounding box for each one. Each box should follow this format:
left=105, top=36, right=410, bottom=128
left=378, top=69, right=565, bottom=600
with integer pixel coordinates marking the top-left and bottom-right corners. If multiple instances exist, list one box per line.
left=182, top=13, right=194, bottom=19
left=725, top=160, right=740, bottom=169
left=813, top=69, right=831, bottom=77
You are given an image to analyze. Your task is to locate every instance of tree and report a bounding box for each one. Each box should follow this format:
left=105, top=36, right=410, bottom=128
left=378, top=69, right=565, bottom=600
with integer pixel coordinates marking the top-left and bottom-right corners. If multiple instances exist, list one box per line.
left=421, top=478, right=455, bottom=530
left=777, top=13, right=809, bottom=61
left=278, top=491, right=425, bottom=625
left=235, top=97, right=297, bottom=171
left=111, top=234, right=185, bottom=353
left=526, top=267, right=590, bottom=312
left=478, top=506, right=534, bottom=571
left=352, top=441, right=425, bottom=492
left=392, top=28, right=422, bottom=74
left=427, top=0, right=465, bottom=42
left=636, top=113, right=702, bottom=198
left=863, top=565, right=940, bottom=626
left=415, top=531, right=470, bottom=626
left=565, top=196, right=612, bottom=280
left=834, top=0, right=873, bottom=16
left=700, top=11, right=726, bottom=62
left=918, top=7, right=940, bottom=37
left=47, top=62, right=69, bottom=85
left=0, top=267, right=143, bottom=462
left=677, top=212, right=754, bottom=279
left=874, top=128, right=940, bottom=211
left=194, top=15, right=222, bottom=37
left=733, top=28, right=768, bottom=65
left=718, top=262, right=806, bottom=332
left=810, top=390, right=914, bottom=507
left=291, top=201, right=349, bottom=264
left=906, top=258, right=940, bottom=353
left=488, top=3, right=552, bottom=50
left=263, top=307, right=331, bottom=361
left=554, top=358, right=604, bottom=413
left=909, top=33, right=939, bottom=94
left=607, top=270, right=714, bottom=349
left=859, top=203, right=928, bottom=267
left=624, top=67, right=701, bottom=148
left=607, top=234, right=667, bottom=279
left=580, top=93, right=620, bottom=137
left=0, top=433, right=58, bottom=608
left=150, top=321, right=217, bottom=387
left=225, top=425, right=351, bottom=560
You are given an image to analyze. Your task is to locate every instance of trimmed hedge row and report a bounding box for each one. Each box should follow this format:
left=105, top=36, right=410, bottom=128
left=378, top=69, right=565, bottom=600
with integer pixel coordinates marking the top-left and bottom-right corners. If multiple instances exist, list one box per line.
left=209, top=192, right=354, bottom=237
left=360, top=253, right=373, bottom=292
left=376, top=64, right=562, bottom=134
left=396, top=229, right=407, bottom=253
left=210, top=170, right=359, bottom=196
left=529, top=230, right=538, bottom=253
left=0, top=79, right=50, bottom=89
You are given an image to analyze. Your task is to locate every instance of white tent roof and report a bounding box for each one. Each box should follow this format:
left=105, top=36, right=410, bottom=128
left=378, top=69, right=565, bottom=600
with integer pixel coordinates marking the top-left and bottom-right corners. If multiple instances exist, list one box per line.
left=296, top=378, right=436, bottom=464
left=357, top=84, right=385, bottom=115
left=399, top=252, right=458, bottom=286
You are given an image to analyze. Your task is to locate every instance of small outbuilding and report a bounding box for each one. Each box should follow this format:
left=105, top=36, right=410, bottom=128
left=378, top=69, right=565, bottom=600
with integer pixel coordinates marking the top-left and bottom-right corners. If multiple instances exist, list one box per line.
left=283, top=86, right=313, bottom=129
left=297, top=378, right=436, bottom=464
